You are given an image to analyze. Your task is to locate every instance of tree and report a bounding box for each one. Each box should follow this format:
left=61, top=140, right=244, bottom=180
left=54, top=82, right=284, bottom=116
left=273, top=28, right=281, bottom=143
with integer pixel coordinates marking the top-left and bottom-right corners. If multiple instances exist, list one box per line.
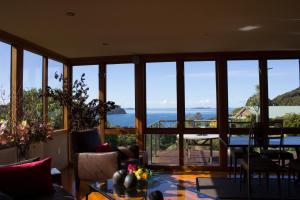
left=280, top=113, right=300, bottom=128
left=245, top=85, right=260, bottom=122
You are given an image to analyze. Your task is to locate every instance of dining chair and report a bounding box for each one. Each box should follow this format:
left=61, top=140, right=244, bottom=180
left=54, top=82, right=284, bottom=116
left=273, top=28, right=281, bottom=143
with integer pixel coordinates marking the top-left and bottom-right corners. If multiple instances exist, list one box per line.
left=228, top=129, right=259, bottom=180
left=239, top=123, right=284, bottom=194
left=260, top=127, right=294, bottom=168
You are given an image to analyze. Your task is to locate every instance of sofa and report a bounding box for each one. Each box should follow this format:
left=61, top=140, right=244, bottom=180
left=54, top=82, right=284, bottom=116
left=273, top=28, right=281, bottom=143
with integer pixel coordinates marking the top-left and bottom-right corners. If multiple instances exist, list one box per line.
left=0, top=157, right=74, bottom=200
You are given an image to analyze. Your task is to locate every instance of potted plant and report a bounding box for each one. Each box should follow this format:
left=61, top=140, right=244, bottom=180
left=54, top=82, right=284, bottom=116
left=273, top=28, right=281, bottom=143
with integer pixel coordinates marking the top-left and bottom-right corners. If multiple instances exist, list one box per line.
left=0, top=119, right=53, bottom=161
left=45, top=72, right=115, bottom=152
left=0, top=87, right=53, bottom=161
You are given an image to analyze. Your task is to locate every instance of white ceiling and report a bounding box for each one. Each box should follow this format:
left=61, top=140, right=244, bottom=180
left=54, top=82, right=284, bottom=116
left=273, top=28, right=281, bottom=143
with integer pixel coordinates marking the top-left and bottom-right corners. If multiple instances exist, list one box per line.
left=0, top=0, right=300, bottom=58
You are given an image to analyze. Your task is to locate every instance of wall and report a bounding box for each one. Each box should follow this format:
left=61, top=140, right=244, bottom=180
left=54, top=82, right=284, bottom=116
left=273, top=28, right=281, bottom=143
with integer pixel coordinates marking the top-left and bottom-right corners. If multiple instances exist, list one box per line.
left=0, top=133, right=69, bottom=170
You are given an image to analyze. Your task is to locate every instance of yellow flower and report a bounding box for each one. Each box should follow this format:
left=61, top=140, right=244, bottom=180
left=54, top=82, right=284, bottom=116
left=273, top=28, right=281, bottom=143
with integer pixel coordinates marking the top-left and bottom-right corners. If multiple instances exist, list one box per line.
left=21, top=120, right=27, bottom=127
left=142, top=172, right=149, bottom=180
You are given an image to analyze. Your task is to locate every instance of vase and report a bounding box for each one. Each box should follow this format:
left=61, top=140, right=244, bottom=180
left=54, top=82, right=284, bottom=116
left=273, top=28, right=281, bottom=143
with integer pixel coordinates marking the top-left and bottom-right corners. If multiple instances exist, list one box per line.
left=124, top=173, right=137, bottom=189
left=17, top=144, right=30, bottom=161
left=112, top=169, right=127, bottom=185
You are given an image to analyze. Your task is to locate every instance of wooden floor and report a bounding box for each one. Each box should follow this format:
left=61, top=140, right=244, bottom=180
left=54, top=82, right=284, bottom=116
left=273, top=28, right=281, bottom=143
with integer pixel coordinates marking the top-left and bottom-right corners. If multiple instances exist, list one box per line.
left=61, top=167, right=227, bottom=200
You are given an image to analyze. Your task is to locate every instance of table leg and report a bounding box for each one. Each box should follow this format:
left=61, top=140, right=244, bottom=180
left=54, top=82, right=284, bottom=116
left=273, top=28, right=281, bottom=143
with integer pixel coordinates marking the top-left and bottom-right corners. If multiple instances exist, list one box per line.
left=210, top=139, right=213, bottom=164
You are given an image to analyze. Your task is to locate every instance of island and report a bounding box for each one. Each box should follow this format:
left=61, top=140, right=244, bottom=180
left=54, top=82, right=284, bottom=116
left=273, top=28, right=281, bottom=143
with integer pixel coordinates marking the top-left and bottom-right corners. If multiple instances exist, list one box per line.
left=107, top=105, right=127, bottom=114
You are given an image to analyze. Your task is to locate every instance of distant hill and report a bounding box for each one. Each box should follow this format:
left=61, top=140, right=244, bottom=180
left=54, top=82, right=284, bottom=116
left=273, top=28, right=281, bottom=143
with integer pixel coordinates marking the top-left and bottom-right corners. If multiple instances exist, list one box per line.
left=271, top=87, right=300, bottom=106
left=107, top=105, right=127, bottom=114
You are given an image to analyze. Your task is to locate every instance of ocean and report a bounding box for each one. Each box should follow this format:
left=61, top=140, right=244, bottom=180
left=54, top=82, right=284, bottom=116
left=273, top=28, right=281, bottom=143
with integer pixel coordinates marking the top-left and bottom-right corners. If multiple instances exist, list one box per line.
left=107, top=108, right=219, bottom=128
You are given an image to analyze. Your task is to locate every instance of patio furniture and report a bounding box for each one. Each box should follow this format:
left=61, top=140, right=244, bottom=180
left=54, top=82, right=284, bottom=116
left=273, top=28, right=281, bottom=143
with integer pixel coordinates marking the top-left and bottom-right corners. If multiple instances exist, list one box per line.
left=179, top=134, right=219, bottom=164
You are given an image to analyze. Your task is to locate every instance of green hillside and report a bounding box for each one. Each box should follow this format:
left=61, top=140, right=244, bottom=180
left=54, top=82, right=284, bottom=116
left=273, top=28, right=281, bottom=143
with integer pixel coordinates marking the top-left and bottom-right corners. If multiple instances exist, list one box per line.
left=271, top=87, right=300, bottom=106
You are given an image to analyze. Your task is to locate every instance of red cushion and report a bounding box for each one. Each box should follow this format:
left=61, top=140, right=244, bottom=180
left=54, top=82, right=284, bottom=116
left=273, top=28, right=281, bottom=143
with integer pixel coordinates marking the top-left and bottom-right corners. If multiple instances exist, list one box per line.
left=95, top=143, right=113, bottom=153
left=0, top=157, right=53, bottom=197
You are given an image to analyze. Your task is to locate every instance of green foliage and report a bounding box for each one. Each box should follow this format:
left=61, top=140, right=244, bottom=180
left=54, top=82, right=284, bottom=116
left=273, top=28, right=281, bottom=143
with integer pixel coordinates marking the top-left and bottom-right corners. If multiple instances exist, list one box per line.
left=0, top=104, right=10, bottom=120
left=105, top=134, right=136, bottom=148
left=45, top=73, right=115, bottom=131
left=48, top=97, right=63, bottom=129
left=278, top=113, right=300, bottom=128
left=159, top=135, right=177, bottom=150
left=22, top=88, right=43, bottom=123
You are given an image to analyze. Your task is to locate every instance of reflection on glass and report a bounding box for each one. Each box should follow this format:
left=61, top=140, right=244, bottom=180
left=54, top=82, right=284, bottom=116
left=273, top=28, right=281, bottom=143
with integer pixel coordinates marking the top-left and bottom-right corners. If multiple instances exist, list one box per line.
left=268, top=59, right=300, bottom=128
left=145, top=134, right=179, bottom=165
left=146, top=62, right=177, bottom=128
left=48, top=59, right=64, bottom=129
left=23, top=50, right=43, bottom=121
left=106, top=64, right=135, bottom=128
left=0, top=42, right=11, bottom=121
left=227, top=60, right=260, bottom=128
left=184, top=61, right=217, bottom=128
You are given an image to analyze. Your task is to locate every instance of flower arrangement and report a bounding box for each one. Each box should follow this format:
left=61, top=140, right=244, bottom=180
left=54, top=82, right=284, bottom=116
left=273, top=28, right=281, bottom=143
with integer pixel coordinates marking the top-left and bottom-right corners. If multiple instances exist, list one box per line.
left=127, top=164, right=153, bottom=181
left=0, top=119, right=53, bottom=160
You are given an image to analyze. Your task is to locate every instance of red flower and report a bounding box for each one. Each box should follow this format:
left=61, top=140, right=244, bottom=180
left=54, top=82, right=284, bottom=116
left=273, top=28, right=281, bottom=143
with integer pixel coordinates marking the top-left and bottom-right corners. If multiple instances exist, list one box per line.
left=127, top=164, right=137, bottom=173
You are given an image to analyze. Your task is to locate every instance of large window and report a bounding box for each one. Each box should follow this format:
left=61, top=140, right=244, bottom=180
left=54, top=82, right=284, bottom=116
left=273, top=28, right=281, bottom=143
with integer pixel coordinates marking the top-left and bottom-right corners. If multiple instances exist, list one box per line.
left=48, top=59, right=64, bottom=129
left=184, top=61, right=217, bottom=128
left=0, top=42, right=11, bottom=121
left=268, top=59, right=300, bottom=128
left=23, top=50, right=43, bottom=121
left=228, top=60, right=260, bottom=128
left=106, top=64, right=135, bottom=128
left=146, top=62, right=177, bottom=128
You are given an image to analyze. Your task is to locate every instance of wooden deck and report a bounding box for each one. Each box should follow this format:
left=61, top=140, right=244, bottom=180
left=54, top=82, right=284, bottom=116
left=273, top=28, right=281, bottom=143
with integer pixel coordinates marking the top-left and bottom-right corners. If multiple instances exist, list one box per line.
left=150, top=149, right=220, bottom=166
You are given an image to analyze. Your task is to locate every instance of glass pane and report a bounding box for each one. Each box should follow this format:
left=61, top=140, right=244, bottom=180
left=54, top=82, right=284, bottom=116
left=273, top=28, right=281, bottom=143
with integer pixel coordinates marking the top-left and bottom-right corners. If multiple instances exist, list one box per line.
left=105, top=134, right=136, bottom=148
left=106, top=64, right=135, bottom=128
left=23, top=50, right=43, bottom=121
left=183, top=134, right=220, bottom=166
left=184, top=61, right=217, bottom=128
left=72, top=65, right=99, bottom=102
left=0, top=42, right=11, bottom=121
left=146, top=62, right=177, bottom=128
left=145, top=134, right=179, bottom=165
left=48, top=59, right=64, bottom=129
left=268, top=59, right=300, bottom=128
left=228, top=60, right=260, bottom=128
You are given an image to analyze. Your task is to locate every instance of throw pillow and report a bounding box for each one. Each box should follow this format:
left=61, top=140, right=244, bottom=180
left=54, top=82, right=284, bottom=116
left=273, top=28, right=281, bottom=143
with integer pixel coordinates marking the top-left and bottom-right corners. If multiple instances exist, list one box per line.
left=0, top=157, right=53, bottom=198
left=95, top=143, right=113, bottom=153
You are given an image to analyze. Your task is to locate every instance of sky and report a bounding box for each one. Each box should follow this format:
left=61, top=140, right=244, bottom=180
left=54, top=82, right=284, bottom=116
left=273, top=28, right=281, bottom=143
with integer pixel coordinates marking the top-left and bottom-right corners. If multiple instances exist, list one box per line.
left=0, top=41, right=299, bottom=108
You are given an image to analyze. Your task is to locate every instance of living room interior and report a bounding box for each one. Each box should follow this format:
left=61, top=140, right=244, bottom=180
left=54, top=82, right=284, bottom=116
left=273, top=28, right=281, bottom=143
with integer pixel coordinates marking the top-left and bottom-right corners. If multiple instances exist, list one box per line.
left=0, top=1, right=300, bottom=200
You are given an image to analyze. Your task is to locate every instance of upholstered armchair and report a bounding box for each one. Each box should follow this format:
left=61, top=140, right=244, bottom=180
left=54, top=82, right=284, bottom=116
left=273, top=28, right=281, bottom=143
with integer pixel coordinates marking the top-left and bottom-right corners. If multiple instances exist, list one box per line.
left=75, top=152, right=119, bottom=190
left=71, top=130, right=143, bottom=190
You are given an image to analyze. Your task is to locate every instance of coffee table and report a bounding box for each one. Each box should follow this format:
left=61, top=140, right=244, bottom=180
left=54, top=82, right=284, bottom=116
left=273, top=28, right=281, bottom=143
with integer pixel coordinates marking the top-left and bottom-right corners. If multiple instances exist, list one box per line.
left=86, top=174, right=161, bottom=200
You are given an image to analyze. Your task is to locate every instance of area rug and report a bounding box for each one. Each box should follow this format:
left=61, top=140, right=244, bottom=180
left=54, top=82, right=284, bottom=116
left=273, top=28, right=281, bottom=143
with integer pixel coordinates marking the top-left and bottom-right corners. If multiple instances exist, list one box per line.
left=196, top=177, right=300, bottom=200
